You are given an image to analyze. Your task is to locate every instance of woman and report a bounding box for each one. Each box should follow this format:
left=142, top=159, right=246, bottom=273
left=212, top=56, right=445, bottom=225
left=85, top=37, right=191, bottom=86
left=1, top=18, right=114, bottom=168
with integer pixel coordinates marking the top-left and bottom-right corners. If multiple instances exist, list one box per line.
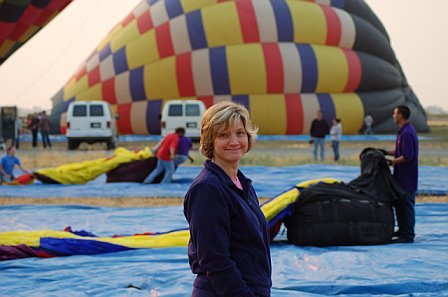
left=184, top=102, right=272, bottom=296
left=330, top=118, right=342, bottom=161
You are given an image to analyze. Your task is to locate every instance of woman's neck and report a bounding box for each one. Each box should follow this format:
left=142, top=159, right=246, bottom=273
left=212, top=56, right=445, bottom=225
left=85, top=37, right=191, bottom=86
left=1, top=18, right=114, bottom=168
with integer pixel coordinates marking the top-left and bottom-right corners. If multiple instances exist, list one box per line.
left=212, top=159, right=239, bottom=181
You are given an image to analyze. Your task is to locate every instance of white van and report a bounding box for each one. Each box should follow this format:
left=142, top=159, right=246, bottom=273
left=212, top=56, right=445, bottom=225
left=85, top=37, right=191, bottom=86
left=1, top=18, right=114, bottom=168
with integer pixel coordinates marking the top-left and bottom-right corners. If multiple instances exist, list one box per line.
left=160, top=100, right=206, bottom=140
left=66, top=101, right=118, bottom=150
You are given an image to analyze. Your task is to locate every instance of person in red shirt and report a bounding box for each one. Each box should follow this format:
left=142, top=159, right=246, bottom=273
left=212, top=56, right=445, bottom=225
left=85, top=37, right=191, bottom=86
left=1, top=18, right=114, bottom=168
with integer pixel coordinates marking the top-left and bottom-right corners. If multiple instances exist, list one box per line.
left=143, top=127, right=184, bottom=184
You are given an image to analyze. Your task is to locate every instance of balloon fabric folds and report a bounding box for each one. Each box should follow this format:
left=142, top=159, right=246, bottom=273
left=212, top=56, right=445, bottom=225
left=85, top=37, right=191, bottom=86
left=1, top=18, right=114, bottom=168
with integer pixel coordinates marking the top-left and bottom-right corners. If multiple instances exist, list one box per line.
left=0, top=0, right=72, bottom=64
left=50, top=0, right=429, bottom=135
left=0, top=178, right=337, bottom=260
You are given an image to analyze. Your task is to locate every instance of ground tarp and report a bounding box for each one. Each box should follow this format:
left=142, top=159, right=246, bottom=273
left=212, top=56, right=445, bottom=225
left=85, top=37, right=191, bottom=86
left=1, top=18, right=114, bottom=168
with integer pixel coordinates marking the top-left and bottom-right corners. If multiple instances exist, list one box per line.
left=1, top=204, right=447, bottom=296
left=2, top=165, right=447, bottom=197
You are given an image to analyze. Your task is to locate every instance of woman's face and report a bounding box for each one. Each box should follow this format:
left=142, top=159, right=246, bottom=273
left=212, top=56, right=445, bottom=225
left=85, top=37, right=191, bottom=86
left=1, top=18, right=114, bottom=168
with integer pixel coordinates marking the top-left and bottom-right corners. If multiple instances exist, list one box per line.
left=213, top=118, right=248, bottom=165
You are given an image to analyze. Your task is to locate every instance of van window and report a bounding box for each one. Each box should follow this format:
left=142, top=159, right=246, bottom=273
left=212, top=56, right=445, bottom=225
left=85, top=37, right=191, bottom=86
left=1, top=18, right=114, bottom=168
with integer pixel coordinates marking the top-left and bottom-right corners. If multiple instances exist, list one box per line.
left=168, top=104, right=183, bottom=116
left=186, top=104, right=200, bottom=116
left=90, top=105, right=104, bottom=117
left=73, top=105, right=87, bottom=117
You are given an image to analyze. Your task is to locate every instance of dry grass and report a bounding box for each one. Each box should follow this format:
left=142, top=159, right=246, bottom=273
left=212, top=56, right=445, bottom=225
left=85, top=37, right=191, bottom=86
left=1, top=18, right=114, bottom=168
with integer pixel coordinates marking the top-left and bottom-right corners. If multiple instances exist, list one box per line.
left=4, top=124, right=446, bottom=206
left=1, top=196, right=446, bottom=207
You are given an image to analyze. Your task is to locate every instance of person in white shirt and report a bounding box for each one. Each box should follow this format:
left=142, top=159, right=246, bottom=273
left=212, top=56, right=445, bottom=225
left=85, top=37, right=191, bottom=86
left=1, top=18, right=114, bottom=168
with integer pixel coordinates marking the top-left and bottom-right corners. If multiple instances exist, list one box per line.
left=330, top=118, right=342, bottom=161
left=364, top=114, right=374, bottom=135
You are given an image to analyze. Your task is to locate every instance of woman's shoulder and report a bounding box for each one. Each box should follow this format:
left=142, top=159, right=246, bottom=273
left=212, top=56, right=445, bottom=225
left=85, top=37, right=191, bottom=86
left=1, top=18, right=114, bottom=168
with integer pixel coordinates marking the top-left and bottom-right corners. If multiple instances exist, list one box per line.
left=189, top=170, right=221, bottom=192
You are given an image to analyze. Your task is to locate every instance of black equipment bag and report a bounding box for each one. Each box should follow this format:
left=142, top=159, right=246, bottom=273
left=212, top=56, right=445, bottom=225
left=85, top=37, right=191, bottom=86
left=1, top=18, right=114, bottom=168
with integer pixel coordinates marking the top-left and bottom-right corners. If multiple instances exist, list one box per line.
left=284, top=182, right=394, bottom=246
left=285, top=148, right=405, bottom=246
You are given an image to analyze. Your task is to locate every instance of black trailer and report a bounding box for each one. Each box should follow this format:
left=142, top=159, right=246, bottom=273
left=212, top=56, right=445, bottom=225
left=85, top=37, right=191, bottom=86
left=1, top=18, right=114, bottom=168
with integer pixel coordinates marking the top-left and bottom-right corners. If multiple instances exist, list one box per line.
left=0, top=106, right=17, bottom=150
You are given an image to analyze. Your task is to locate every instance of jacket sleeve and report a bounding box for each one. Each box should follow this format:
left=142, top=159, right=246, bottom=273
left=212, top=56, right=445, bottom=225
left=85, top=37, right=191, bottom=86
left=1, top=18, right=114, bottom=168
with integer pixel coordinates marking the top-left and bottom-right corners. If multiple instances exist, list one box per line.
left=310, top=120, right=315, bottom=136
left=185, top=182, right=256, bottom=297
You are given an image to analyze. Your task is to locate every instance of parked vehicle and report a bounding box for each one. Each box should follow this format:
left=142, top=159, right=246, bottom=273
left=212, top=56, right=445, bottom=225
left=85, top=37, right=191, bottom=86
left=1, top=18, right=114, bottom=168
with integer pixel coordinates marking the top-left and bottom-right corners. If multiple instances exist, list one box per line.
left=66, top=101, right=118, bottom=150
left=160, top=100, right=206, bottom=140
left=0, top=106, right=17, bottom=148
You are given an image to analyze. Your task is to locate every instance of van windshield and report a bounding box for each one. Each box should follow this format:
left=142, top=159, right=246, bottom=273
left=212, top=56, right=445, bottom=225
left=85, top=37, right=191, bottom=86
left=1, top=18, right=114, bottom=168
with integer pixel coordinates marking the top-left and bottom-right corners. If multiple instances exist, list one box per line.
left=90, top=105, right=104, bottom=117
left=186, top=104, right=200, bottom=116
left=73, top=105, right=87, bottom=117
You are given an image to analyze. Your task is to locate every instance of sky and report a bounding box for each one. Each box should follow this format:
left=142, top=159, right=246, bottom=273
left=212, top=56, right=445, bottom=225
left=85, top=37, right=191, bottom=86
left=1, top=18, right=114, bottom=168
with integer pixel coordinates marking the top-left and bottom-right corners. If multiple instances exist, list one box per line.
left=0, top=0, right=447, bottom=112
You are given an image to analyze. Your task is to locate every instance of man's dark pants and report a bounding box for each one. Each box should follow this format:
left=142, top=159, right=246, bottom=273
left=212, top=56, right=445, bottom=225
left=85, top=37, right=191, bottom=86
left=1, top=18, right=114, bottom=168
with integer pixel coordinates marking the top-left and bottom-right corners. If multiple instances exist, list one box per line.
left=395, top=191, right=416, bottom=241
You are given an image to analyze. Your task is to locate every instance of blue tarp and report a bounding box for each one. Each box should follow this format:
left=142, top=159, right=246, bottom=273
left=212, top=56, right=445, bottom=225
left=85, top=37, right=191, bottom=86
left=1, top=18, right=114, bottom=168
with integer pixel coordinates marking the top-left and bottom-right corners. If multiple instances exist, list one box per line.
left=2, top=165, right=447, bottom=197
left=1, top=204, right=447, bottom=296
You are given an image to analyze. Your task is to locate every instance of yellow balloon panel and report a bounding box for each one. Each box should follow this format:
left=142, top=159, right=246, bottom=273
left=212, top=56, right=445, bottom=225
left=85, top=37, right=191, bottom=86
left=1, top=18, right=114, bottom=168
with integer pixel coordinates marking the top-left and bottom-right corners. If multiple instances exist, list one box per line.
left=250, top=94, right=287, bottom=134
left=331, top=93, right=364, bottom=134
left=227, top=44, right=266, bottom=95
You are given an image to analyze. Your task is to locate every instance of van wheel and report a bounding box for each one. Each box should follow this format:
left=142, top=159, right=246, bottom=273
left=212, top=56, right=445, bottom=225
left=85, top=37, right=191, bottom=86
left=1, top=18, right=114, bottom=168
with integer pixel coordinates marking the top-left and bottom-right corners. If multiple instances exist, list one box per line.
left=106, top=138, right=116, bottom=150
left=68, top=140, right=79, bottom=150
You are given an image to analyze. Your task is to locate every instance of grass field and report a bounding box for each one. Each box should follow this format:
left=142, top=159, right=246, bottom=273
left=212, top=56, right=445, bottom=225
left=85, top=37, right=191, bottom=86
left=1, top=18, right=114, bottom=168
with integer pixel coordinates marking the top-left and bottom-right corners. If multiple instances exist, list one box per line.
left=16, top=124, right=448, bottom=168
left=3, top=123, right=447, bottom=205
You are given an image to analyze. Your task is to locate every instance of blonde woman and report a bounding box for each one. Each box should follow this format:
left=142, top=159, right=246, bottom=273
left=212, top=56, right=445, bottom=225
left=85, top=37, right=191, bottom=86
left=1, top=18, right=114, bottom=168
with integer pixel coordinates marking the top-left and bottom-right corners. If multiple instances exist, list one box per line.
left=184, top=101, right=272, bottom=297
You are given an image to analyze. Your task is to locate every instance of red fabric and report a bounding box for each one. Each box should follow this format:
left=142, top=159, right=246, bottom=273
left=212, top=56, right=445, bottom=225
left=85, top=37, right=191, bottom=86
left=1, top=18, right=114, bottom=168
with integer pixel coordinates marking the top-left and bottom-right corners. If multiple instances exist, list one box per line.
left=236, top=0, right=260, bottom=43
left=34, top=9, right=53, bottom=26
left=285, top=94, right=303, bottom=134
left=156, top=23, right=174, bottom=58
left=0, top=22, right=15, bottom=40
left=9, top=23, right=28, bottom=40
left=19, top=5, right=42, bottom=26
left=176, top=52, right=196, bottom=96
left=137, top=11, right=153, bottom=34
left=321, top=5, right=341, bottom=46
left=102, top=78, right=117, bottom=104
left=343, top=49, right=362, bottom=92
left=117, top=104, right=133, bottom=134
left=263, top=43, right=284, bottom=93
left=88, top=65, right=101, bottom=86
left=157, top=133, right=179, bottom=161
left=47, top=0, right=72, bottom=11
left=198, top=96, right=213, bottom=108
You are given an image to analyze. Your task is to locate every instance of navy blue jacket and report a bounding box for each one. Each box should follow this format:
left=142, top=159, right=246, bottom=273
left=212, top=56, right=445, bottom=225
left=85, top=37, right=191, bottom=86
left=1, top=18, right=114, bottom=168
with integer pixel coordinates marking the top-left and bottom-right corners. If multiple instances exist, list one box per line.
left=184, top=160, right=272, bottom=297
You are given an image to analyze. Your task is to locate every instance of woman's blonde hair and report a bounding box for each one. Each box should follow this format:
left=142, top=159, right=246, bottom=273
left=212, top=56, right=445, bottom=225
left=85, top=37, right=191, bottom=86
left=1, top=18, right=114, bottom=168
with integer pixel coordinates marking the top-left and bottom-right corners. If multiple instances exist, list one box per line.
left=200, top=101, right=258, bottom=159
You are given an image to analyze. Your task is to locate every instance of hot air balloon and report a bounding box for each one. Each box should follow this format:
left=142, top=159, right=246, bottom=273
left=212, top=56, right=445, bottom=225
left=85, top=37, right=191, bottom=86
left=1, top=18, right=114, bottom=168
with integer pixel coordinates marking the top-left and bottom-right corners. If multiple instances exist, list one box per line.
left=0, top=0, right=72, bottom=64
left=50, top=0, right=429, bottom=135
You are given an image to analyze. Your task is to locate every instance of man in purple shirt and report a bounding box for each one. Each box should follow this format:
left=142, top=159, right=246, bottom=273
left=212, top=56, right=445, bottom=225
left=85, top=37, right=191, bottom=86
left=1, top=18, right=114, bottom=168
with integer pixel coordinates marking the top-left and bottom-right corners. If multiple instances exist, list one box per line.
left=174, top=131, right=193, bottom=168
left=387, top=105, right=419, bottom=243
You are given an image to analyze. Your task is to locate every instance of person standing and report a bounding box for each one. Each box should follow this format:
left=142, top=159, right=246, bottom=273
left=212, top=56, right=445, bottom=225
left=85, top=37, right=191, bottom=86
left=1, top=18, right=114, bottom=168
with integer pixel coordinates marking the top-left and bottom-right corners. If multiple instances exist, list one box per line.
left=184, top=101, right=272, bottom=296
left=143, top=127, right=182, bottom=184
left=0, top=146, right=30, bottom=184
left=28, top=113, right=40, bottom=148
left=364, top=114, right=374, bottom=135
left=39, top=111, right=52, bottom=149
left=310, top=110, right=330, bottom=161
left=14, top=117, right=22, bottom=149
left=386, top=105, right=419, bottom=243
left=330, top=118, right=342, bottom=161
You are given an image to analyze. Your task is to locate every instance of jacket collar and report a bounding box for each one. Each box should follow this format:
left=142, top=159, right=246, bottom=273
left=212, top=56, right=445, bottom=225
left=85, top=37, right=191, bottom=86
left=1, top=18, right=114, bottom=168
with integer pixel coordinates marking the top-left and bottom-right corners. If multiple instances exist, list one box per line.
left=204, top=160, right=252, bottom=188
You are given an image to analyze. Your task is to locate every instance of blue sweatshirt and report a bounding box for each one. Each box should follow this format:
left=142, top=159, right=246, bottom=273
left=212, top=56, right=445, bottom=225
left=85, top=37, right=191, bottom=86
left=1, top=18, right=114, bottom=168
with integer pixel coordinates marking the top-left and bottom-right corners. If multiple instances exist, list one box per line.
left=184, top=160, right=272, bottom=297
